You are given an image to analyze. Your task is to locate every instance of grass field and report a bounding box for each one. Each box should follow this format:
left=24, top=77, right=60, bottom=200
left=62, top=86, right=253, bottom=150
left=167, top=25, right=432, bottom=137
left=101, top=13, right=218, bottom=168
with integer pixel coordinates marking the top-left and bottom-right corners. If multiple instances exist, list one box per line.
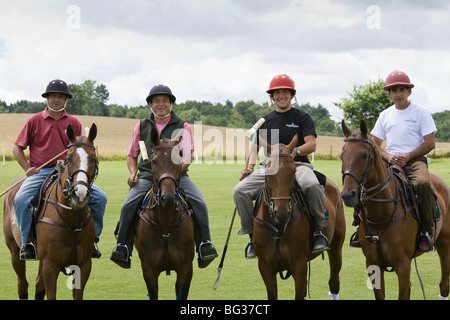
left=1, top=158, right=450, bottom=300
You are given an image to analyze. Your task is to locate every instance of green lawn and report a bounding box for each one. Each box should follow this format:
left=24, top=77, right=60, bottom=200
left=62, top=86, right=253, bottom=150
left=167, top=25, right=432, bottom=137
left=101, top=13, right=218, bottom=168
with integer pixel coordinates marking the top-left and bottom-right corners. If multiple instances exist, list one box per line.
left=1, top=159, right=449, bottom=300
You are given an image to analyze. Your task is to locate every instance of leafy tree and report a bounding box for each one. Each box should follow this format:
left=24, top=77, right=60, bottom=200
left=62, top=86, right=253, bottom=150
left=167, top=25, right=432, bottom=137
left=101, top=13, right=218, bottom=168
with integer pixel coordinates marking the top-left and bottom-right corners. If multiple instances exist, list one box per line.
left=2, top=78, right=447, bottom=141
left=433, top=110, right=450, bottom=142
left=335, top=78, right=392, bottom=131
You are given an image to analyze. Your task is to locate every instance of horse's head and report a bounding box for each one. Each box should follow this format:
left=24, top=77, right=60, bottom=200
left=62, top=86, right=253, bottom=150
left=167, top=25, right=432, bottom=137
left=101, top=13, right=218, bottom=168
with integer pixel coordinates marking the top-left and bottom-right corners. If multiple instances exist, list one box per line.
left=264, top=134, right=298, bottom=230
left=65, top=123, right=98, bottom=208
left=150, top=127, right=182, bottom=209
left=340, top=120, right=377, bottom=207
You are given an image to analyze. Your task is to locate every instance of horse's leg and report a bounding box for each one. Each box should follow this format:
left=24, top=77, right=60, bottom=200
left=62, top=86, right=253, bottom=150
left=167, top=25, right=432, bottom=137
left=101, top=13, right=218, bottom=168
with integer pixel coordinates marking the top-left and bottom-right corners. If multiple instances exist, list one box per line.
left=8, top=242, right=28, bottom=299
left=72, top=259, right=92, bottom=300
left=142, top=266, right=159, bottom=300
left=175, top=264, right=193, bottom=300
left=41, top=259, right=60, bottom=300
left=436, top=239, right=450, bottom=299
left=327, top=235, right=344, bottom=298
left=292, top=258, right=308, bottom=300
left=396, top=260, right=412, bottom=300
left=35, top=262, right=45, bottom=300
left=368, top=261, right=385, bottom=300
left=258, top=259, right=277, bottom=300
left=327, top=250, right=342, bottom=298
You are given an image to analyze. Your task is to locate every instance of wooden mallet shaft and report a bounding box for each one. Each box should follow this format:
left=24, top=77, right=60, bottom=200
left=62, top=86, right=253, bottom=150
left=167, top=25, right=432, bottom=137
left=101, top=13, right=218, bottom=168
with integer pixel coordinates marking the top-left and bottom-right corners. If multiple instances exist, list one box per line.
left=0, top=149, right=69, bottom=198
left=132, top=141, right=149, bottom=180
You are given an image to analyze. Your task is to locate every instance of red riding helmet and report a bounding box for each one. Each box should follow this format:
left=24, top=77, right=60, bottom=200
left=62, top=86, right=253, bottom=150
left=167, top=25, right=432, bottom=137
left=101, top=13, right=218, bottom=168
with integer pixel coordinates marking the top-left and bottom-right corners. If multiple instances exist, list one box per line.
left=266, top=74, right=296, bottom=95
left=383, top=70, right=414, bottom=91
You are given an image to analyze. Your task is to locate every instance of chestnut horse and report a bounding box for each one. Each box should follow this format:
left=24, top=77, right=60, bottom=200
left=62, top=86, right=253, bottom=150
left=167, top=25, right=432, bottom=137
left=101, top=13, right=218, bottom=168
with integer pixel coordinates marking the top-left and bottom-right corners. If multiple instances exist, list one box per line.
left=253, top=135, right=346, bottom=300
left=341, top=120, right=450, bottom=300
left=3, top=123, right=98, bottom=300
left=135, top=127, right=195, bottom=300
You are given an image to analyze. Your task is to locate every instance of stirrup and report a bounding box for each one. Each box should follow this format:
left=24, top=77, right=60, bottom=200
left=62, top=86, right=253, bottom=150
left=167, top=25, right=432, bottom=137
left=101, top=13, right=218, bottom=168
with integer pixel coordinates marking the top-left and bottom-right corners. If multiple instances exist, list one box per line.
left=418, top=232, right=434, bottom=252
left=199, top=240, right=218, bottom=260
left=110, top=243, right=129, bottom=261
left=349, top=228, right=361, bottom=248
left=311, top=231, right=330, bottom=254
left=245, top=241, right=256, bottom=259
left=19, top=243, right=37, bottom=261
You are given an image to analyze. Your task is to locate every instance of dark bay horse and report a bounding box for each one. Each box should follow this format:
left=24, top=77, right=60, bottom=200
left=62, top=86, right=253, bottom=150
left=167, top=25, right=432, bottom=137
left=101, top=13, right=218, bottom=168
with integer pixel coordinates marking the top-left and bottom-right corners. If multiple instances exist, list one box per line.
left=3, top=123, right=98, bottom=300
left=135, top=127, right=195, bottom=300
left=341, top=120, right=450, bottom=300
left=253, top=135, right=346, bottom=300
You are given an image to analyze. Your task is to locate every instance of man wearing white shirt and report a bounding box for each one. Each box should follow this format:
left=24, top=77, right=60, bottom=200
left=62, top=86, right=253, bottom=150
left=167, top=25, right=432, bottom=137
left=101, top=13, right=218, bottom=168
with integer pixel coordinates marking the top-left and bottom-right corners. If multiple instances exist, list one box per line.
left=370, top=70, right=437, bottom=252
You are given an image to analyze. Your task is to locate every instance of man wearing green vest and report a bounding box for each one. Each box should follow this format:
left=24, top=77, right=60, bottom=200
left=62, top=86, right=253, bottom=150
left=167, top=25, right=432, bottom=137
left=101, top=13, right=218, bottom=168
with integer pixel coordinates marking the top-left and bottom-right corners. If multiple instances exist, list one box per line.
left=110, top=84, right=217, bottom=269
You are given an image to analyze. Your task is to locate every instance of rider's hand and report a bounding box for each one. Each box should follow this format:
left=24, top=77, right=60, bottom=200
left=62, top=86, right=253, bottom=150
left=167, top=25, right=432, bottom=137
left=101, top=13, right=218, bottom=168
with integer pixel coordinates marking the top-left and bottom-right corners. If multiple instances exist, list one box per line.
left=387, top=153, right=405, bottom=167
left=25, top=167, right=39, bottom=177
left=127, top=174, right=138, bottom=187
left=55, top=159, right=64, bottom=170
left=239, top=167, right=254, bottom=181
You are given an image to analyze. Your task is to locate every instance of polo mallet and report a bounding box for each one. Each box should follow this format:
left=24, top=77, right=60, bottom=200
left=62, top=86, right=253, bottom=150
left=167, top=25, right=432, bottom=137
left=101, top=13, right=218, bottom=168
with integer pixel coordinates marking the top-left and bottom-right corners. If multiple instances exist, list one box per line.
left=213, top=118, right=265, bottom=290
left=0, top=149, right=69, bottom=198
left=131, top=141, right=149, bottom=181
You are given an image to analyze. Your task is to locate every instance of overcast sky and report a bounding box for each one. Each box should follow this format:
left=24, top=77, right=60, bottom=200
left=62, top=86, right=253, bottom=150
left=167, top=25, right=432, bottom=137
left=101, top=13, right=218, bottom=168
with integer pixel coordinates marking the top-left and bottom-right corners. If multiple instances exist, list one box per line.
left=1, top=0, right=449, bottom=120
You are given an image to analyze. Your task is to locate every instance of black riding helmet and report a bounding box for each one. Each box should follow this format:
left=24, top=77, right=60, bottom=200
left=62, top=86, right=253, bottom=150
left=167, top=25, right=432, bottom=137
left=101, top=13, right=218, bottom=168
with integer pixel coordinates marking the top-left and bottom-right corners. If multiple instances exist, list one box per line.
left=41, top=79, right=73, bottom=99
left=146, top=84, right=176, bottom=104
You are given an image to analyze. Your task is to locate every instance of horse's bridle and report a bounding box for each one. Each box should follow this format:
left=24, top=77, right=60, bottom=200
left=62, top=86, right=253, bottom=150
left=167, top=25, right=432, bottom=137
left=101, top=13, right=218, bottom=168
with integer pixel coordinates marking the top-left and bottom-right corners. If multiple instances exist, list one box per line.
left=263, top=152, right=295, bottom=231
left=61, top=142, right=99, bottom=199
left=151, top=144, right=182, bottom=204
left=341, top=138, right=394, bottom=203
left=342, top=137, right=401, bottom=243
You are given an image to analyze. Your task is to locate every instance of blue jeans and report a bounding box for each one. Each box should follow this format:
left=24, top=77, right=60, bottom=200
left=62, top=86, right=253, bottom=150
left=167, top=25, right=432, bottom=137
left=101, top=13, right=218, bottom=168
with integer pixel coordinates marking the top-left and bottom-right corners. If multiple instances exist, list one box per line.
left=13, top=167, right=107, bottom=246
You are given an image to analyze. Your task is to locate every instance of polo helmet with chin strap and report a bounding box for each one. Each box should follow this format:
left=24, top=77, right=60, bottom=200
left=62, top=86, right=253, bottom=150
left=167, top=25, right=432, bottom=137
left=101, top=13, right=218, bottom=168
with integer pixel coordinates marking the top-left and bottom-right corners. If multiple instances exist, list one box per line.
left=42, top=79, right=73, bottom=99
left=146, top=84, right=176, bottom=104
left=266, top=74, right=296, bottom=95
left=383, top=70, right=414, bottom=91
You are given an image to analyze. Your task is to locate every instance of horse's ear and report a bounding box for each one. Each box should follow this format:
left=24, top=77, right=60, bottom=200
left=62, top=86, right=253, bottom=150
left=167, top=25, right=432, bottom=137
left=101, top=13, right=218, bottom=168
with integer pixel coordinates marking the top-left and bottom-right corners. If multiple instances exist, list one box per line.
left=151, top=126, right=159, bottom=146
left=67, top=124, right=75, bottom=142
left=258, top=131, right=270, bottom=154
left=171, top=128, right=183, bottom=145
left=88, top=123, right=97, bottom=142
left=341, top=120, right=352, bottom=138
left=287, top=134, right=299, bottom=152
left=360, top=120, right=368, bottom=137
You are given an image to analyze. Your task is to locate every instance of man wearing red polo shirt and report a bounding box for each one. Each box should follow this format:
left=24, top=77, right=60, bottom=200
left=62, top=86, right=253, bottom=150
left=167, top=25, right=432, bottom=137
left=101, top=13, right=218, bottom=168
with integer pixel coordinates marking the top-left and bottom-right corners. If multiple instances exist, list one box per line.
left=13, top=79, right=107, bottom=260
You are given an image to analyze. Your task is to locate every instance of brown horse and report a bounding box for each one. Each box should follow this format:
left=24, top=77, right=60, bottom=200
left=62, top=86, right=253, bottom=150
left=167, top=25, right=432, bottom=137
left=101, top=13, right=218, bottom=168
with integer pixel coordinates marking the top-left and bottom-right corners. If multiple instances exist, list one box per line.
left=135, top=127, right=195, bottom=300
left=3, top=123, right=98, bottom=300
left=340, top=120, right=450, bottom=300
left=253, top=135, right=346, bottom=300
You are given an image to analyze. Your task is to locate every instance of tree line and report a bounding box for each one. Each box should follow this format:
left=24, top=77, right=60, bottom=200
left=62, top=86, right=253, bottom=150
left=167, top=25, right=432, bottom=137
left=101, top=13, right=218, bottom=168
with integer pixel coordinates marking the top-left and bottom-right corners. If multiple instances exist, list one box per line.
left=1, top=79, right=449, bottom=141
